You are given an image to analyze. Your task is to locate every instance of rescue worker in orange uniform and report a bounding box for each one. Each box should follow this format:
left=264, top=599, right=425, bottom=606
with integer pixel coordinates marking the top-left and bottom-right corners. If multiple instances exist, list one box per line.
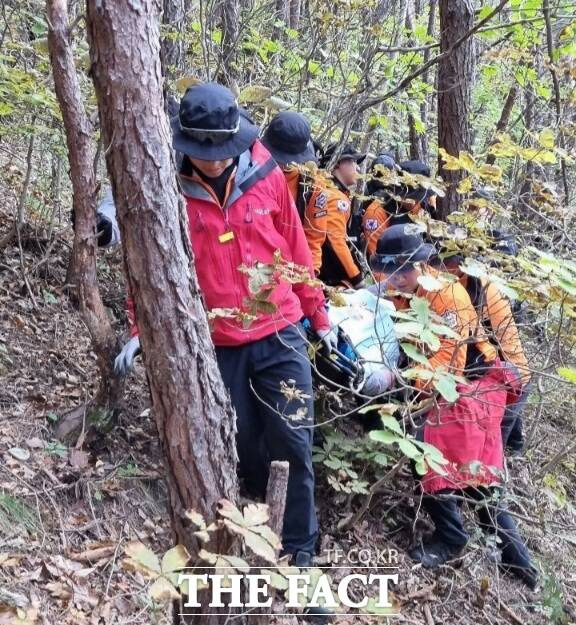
left=362, top=156, right=435, bottom=258
left=369, top=225, right=538, bottom=589
left=433, top=238, right=531, bottom=455
left=261, top=112, right=327, bottom=274
left=318, top=143, right=366, bottom=288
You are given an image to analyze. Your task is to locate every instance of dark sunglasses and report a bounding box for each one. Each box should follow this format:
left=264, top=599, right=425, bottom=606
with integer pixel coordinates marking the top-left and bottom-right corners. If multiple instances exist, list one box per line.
left=179, top=120, right=240, bottom=145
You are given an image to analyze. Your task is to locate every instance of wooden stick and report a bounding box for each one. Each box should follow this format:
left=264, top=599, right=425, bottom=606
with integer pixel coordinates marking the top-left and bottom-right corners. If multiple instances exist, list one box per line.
left=266, top=461, right=290, bottom=539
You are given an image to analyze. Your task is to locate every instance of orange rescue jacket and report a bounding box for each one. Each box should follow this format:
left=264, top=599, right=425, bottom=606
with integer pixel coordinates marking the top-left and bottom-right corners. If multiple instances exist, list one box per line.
left=319, top=182, right=363, bottom=286
left=285, top=168, right=328, bottom=274
left=390, top=269, right=497, bottom=389
left=462, top=276, right=530, bottom=385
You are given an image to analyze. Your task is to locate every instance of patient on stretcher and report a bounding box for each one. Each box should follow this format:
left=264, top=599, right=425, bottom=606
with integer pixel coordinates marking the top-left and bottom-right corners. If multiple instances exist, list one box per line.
left=323, top=289, right=400, bottom=396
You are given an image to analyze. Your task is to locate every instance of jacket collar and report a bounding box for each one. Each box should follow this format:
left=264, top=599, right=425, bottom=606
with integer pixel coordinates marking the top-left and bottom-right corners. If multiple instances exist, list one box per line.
left=178, top=141, right=275, bottom=208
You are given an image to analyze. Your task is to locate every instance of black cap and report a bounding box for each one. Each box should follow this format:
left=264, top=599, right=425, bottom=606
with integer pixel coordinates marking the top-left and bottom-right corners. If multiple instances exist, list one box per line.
left=400, top=159, right=431, bottom=177
left=371, top=154, right=398, bottom=172
left=261, top=112, right=316, bottom=165
left=170, top=83, right=258, bottom=160
left=321, top=143, right=366, bottom=168
left=369, top=224, right=436, bottom=274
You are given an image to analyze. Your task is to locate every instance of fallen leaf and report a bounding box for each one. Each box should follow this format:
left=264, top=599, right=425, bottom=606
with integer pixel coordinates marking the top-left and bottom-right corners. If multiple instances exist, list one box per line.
left=8, top=449, right=30, bottom=462
left=148, top=577, right=180, bottom=602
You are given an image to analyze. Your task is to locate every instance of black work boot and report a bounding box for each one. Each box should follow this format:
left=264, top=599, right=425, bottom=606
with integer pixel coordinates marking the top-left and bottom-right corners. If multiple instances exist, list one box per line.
left=502, top=563, right=539, bottom=591
left=409, top=540, right=464, bottom=569
left=289, top=552, right=334, bottom=623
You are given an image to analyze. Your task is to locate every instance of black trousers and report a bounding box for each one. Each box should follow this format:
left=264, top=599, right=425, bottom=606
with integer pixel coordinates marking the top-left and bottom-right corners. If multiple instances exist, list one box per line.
left=216, top=324, right=318, bottom=555
left=423, top=487, right=532, bottom=570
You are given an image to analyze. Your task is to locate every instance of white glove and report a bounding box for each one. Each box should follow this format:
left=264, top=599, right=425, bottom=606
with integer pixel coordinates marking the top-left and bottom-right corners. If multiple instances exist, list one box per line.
left=316, top=328, right=338, bottom=353
left=114, top=336, right=141, bottom=376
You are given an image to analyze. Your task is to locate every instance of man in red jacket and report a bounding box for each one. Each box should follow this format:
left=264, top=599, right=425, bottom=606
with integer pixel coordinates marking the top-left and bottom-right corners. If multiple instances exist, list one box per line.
left=115, top=84, right=336, bottom=570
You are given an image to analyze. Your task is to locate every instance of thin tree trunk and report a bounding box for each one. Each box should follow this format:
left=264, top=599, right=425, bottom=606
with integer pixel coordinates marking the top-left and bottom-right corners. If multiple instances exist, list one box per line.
left=289, top=0, right=300, bottom=29
left=437, top=0, right=474, bottom=219
left=161, top=0, right=186, bottom=81
left=543, top=0, right=569, bottom=201
left=420, top=0, right=437, bottom=161
left=486, top=85, right=518, bottom=165
left=220, top=0, right=239, bottom=88
left=47, top=0, right=123, bottom=442
left=85, top=6, right=238, bottom=625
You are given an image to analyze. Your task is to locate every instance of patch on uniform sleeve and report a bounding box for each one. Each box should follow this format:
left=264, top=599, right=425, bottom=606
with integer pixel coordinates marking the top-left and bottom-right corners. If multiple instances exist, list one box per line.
left=337, top=199, right=349, bottom=212
left=314, top=209, right=327, bottom=218
left=314, top=192, right=327, bottom=209
left=365, top=218, right=379, bottom=231
left=441, top=310, right=459, bottom=329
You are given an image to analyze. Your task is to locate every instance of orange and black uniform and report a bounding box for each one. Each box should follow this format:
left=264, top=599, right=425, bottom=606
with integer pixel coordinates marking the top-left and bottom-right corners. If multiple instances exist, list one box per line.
left=284, top=168, right=328, bottom=274
left=462, top=275, right=530, bottom=385
left=318, top=179, right=363, bottom=287
left=390, top=269, right=497, bottom=389
left=362, top=199, right=424, bottom=257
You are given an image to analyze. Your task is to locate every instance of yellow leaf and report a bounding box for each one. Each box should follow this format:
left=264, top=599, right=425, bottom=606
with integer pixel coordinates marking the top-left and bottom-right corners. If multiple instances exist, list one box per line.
left=538, top=128, right=555, bottom=149
left=238, top=85, right=272, bottom=103
left=161, top=545, right=190, bottom=586
left=438, top=148, right=462, bottom=171
left=174, top=76, right=203, bottom=93
left=521, top=147, right=557, bottom=164
left=457, top=177, right=473, bottom=193
left=148, top=577, right=180, bottom=602
left=476, top=164, right=502, bottom=183
left=458, top=151, right=476, bottom=172
left=123, top=542, right=161, bottom=578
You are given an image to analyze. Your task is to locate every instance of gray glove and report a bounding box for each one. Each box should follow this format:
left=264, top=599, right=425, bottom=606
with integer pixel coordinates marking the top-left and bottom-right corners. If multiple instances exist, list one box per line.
left=114, top=336, right=141, bottom=376
left=316, top=328, right=338, bottom=353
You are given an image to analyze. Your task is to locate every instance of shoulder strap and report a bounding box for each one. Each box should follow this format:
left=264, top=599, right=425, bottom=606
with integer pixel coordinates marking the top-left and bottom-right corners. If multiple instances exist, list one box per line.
left=237, top=157, right=277, bottom=194
left=295, top=174, right=314, bottom=221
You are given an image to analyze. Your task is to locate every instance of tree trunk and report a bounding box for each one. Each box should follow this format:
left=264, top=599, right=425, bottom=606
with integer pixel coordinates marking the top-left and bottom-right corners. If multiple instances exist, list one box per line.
left=420, top=0, right=437, bottom=162
left=85, top=4, right=238, bottom=624
left=289, top=0, right=300, bottom=29
left=486, top=85, right=517, bottom=165
left=220, top=0, right=239, bottom=88
left=161, top=0, right=186, bottom=81
left=437, top=0, right=474, bottom=219
left=47, top=0, right=123, bottom=442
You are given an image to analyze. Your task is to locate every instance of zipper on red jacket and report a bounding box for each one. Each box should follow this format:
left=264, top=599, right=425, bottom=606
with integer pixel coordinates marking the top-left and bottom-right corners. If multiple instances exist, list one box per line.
left=244, top=204, right=253, bottom=266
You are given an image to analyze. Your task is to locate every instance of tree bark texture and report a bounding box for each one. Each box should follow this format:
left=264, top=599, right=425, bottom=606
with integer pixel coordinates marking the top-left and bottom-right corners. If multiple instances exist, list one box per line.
left=85, top=0, right=239, bottom=597
left=437, top=0, right=474, bottom=218
left=219, top=0, right=239, bottom=86
left=47, top=0, right=123, bottom=437
left=486, top=85, right=517, bottom=165
left=161, top=0, right=186, bottom=81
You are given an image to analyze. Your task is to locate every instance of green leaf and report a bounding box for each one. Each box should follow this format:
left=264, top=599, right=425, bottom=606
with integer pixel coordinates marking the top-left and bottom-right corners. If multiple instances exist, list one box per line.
left=557, top=367, right=576, bottom=385
left=381, top=415, right=403, bottom=435
left=324, top=458, right=342, bottom=470
left=427, top=458, right=449, bottom=476
left=414, top=458, right=427, bottom=475
left=421, top=328, right=441, bottom=352
left=433, top=376, right=459, bottom=403
left=397, top=438, right=421, bottom=460
left=123, top=542, right=161, bottom=578
left=369, top=430, right=399, bottom=445
left=410, top=296, right=430, bottom=324
left=161, top=545, right=190, bottom=586
left=401, top=343, right=429, bottom=365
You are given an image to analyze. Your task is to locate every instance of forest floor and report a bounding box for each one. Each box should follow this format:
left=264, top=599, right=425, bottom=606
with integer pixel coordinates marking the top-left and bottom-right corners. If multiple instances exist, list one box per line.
left=0, top=198, right=575, bottom=625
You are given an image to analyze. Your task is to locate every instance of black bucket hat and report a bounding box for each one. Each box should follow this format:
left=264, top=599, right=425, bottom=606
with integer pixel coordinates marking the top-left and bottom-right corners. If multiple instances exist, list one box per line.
left=372, top=154, right=398, bottom=172
left=400, top=159, right=431, bottom=177
left=261, top=112, right=316, bottom=165
left=369, top=224, right=436, bottom=274
left=171, top=83, right=259, bottom=160
left=320, top=143, right=366, bottom=168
